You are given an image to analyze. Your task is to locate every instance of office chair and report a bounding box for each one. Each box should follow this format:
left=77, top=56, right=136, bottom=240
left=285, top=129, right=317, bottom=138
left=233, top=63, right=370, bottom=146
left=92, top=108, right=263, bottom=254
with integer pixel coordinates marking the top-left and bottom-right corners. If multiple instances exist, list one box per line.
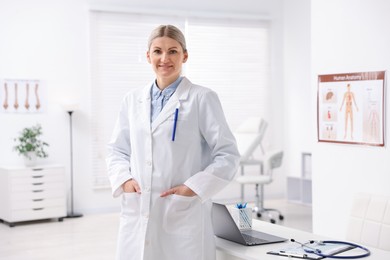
left=234, top=117, right=267, bottom=201
left=346, top=193, right=390, bottom=251
left=236, top=150, right=284, bottom=224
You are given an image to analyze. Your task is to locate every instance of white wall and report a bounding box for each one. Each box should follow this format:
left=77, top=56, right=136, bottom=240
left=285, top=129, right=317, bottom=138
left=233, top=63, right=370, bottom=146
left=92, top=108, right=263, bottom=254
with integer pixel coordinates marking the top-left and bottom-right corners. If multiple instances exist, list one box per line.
left=282, top=0, right=312, bottom=180
left=0, top=0, right=285, bottom=213
left=0, top=0, right=100, bottom=214
left=311, top=0, right=390, bottom=239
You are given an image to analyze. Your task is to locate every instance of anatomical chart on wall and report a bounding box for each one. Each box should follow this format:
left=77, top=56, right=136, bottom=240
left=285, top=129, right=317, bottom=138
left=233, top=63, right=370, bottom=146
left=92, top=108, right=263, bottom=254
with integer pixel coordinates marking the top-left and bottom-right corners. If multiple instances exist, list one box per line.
left=318, top=71, right=385, bottom=146
left=1, top=79, right=46, bottom=113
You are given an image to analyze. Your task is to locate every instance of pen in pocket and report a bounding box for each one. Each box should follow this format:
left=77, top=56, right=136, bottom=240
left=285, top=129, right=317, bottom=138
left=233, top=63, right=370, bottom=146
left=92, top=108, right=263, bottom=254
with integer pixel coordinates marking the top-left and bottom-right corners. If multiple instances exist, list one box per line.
left=172, top=108, right=179, bottom=141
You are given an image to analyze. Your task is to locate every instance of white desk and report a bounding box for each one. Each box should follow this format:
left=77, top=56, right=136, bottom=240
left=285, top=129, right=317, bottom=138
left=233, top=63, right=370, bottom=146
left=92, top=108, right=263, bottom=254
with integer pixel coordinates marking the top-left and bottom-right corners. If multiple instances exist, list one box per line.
left=216, top=219, right=390, bottom=260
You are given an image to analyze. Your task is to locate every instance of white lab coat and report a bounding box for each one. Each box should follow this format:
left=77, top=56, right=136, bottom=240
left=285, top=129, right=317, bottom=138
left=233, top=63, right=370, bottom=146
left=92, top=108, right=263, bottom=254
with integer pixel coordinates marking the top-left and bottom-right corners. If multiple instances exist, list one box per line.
left=106, top=77, right=240, bottom=260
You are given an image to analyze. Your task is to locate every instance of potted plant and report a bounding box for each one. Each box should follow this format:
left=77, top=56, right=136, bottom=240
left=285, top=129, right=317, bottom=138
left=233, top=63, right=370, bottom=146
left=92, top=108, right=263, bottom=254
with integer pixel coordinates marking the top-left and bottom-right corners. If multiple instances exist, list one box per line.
left=13, top=124, right=49, bottom=166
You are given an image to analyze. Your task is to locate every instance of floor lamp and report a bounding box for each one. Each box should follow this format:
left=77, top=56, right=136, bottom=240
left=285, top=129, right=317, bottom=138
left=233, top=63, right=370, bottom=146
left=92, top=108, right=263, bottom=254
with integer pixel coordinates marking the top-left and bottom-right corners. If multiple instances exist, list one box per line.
left=65, top=109, right=83, bottom=218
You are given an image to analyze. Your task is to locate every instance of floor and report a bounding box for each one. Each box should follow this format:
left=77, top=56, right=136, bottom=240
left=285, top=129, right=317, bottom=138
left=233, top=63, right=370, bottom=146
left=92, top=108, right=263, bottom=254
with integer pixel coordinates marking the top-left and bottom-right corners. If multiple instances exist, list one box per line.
left=0, top=200, right=312, bottom=260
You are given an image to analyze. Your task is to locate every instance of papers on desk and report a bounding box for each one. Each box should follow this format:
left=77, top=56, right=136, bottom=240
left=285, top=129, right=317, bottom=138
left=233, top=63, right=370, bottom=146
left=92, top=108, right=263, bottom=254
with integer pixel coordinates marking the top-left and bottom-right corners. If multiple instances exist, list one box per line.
left=267, top=241, right=353, bottom=259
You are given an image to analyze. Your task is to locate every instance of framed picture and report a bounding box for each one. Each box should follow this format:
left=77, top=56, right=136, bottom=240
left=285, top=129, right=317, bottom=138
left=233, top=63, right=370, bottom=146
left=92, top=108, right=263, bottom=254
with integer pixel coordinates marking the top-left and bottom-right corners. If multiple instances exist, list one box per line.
left=1, top=79, right=46, bottom=113
left=317, top=71, right=385, bottom=146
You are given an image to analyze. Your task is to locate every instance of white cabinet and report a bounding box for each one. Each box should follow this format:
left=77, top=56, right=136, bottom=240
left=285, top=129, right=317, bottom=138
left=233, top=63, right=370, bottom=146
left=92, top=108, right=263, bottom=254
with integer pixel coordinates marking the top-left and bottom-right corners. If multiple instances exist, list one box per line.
left=287, top=153, right=312, bottom=205
left=287, top=176, right=312, bottom=205
left=0, top=165, right=66, bottom=226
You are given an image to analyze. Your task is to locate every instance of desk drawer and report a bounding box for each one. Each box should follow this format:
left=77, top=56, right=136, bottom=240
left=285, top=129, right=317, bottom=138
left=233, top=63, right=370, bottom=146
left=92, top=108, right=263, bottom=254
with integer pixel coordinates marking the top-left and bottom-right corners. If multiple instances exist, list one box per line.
left=11, top=189, right=65, bottom=201
left=10, top=174, right=64, bottom=185
left=10, top=207, right=66, bottom=222
left=11, top=198, right=66, bottom=210
left=7, top=167, right=64, bottom=178
left=11, top=182, right=65, bottom=192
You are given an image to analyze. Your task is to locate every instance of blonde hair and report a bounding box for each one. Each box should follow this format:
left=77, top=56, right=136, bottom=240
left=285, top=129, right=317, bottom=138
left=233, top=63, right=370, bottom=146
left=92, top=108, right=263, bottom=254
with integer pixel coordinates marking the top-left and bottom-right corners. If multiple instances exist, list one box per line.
left=148, top=25, right=187, bottom=52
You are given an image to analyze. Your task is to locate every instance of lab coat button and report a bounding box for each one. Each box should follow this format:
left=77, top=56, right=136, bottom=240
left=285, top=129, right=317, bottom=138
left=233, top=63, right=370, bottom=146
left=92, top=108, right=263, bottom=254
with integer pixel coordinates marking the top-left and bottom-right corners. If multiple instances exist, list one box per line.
left=146, top=160, right=152, bottom=166
left=145, top=187, right=150, bottom=192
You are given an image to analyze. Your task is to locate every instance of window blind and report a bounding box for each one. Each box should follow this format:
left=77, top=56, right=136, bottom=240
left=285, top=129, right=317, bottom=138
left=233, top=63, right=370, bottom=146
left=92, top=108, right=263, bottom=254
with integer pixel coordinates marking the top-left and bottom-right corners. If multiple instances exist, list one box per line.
left=185, top=18, right=270, bottom=130
left=89, top=12, right=270, bottom=189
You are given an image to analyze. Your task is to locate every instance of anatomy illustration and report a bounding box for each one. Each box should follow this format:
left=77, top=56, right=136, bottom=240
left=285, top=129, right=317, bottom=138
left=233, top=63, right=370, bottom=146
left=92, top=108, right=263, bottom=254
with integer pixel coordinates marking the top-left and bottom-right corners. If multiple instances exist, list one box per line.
left=25, top=83, right=30, bottom=110
left=324, top=125, right=335, bottom=139
left=367, top=104, right=379, bottom=142
left=1, top=80, right=44, bottom=113
left=326, top=91, right=334, bottom=101
left=323, top=90, right=336, bottom=104
left=339, top=83, right=359, bottom=139
left=14, top=83, right=19, bottom=110
left=3, top=82, right=8, bottom=110
left=35, top=82, right=41, bottom=110
left=326, top=125, right=332, bottom=139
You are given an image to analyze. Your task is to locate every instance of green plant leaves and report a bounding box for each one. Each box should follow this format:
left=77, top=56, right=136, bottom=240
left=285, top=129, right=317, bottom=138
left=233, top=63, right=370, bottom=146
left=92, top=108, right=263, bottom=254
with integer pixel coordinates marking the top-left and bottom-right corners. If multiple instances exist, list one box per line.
left=13, top=124, right=49, bottom=158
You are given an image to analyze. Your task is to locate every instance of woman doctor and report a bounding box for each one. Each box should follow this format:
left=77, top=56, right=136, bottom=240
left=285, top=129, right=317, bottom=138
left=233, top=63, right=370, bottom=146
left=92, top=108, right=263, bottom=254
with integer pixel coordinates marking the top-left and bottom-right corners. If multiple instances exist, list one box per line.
left=107, top=24, right=240, bottom=260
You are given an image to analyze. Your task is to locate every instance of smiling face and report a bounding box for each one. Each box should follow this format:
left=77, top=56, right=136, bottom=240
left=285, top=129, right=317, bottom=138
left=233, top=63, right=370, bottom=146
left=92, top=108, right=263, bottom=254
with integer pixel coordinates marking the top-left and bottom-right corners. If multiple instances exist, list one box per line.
left=147, top=36, right=188, bottom=89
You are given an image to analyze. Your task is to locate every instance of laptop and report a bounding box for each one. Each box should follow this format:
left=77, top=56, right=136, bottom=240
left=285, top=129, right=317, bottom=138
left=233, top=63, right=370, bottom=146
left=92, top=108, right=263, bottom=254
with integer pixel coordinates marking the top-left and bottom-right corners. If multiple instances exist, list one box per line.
left=211, top=202, right=287, bottom=246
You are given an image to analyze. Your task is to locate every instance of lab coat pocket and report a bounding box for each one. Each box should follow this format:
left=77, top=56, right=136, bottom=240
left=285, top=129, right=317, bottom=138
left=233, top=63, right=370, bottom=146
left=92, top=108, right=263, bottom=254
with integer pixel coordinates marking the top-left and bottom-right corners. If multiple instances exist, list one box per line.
left=163, top=194, right=201, bottom=237
left=121, top=192, right=141, bottom=228
left=165, top=115, right=197, bottom=143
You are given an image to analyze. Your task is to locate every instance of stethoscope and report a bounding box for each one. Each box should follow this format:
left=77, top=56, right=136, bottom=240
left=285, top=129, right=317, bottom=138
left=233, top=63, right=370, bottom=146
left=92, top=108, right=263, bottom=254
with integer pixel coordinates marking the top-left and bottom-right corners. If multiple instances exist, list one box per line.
left=290, top=239, right=371, bottom=259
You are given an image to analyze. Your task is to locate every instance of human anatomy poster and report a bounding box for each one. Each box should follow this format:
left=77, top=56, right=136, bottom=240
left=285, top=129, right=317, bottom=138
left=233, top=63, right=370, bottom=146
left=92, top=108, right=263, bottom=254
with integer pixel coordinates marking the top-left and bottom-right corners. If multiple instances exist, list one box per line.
left=1, top=79, right=46, bottom=113
left=318, top=71, right=385, bottom=146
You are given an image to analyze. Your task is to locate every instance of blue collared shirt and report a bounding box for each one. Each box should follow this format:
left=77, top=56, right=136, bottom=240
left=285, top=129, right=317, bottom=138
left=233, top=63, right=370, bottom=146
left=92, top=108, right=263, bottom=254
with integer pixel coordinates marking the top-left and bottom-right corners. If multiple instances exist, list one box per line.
left=150, top=76, right=183, bottom=122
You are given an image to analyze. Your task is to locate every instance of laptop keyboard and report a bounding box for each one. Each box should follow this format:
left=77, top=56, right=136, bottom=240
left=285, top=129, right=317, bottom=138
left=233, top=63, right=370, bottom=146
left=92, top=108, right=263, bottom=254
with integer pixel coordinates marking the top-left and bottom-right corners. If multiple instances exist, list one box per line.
left=241, top=233, right=267, bottom=245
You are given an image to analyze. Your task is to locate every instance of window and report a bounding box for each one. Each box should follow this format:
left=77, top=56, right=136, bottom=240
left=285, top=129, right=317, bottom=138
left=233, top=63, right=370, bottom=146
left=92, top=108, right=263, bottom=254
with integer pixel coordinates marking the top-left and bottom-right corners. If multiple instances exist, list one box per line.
left=186, top=18, right=270, bottom=129
left=90, top=11, right=270, bottom=189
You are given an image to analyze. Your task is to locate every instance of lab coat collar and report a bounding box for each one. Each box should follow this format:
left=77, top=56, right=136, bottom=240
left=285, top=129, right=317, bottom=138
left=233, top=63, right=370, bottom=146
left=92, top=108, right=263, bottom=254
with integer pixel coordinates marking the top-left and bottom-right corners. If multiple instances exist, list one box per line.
left=150, top=77, right=192, bottom=132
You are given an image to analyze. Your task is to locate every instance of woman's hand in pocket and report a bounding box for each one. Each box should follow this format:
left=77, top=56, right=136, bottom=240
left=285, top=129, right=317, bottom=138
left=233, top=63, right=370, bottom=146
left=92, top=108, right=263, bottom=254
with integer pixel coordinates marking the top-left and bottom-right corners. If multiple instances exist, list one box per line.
left=160, top=184, right=196, bottom=197
left=122, top=179, right=141, bottom=193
